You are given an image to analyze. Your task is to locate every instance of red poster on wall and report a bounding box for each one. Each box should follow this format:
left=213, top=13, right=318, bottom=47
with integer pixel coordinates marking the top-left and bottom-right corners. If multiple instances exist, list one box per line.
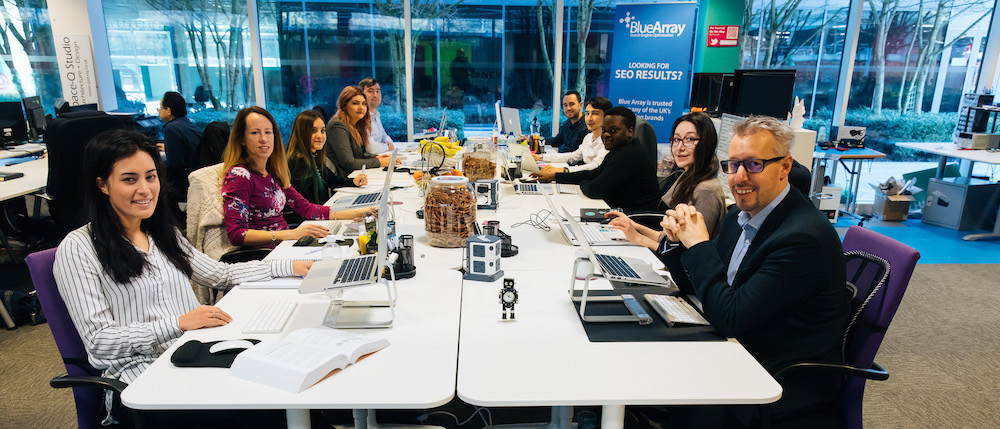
left=707, top=25, right=739, bottom=47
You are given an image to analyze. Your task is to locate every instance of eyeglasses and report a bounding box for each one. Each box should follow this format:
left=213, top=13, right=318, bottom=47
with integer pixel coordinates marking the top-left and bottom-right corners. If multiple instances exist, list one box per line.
left=720, top=156, right=786, bottom=174
left=670, top=137, right=699, bottom=148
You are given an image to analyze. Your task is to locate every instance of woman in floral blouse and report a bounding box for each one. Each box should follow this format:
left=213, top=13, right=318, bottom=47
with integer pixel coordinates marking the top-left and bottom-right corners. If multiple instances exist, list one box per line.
left=221, top=106, right=370, bottom=248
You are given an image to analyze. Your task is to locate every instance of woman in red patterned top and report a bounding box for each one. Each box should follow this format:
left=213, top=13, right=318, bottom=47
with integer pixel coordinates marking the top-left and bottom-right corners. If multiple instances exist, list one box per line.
left=221, top=106, right=370, bottom=248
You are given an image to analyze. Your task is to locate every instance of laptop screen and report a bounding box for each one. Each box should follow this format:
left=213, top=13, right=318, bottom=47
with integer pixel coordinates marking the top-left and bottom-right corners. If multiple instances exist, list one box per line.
left=374, top=149, right=397, bottom=271
left=561, top=207, right=601, bottom=268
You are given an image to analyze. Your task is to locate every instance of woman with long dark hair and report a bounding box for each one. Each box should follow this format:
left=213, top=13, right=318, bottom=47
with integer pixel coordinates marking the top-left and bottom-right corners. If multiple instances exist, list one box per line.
left=609, top=112, right=726, bottom=248
left=221, top=106, right=371, bottom=248
left=286, top=109, right=367, bottom=204
left=53, top=129, right=312, bottom=426
left=325, top=85, right=396, bottom=176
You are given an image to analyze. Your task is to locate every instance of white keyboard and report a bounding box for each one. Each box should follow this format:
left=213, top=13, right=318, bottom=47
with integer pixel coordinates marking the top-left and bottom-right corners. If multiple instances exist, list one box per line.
left=579, top=223, right=626, bottom=243
left=242, top=301, right=298, bottom=334
left=556, top=183, right=579, bottom=194
left=643, top=294, right=710, bottom=327
left=306, top=220, right=341, bottom=234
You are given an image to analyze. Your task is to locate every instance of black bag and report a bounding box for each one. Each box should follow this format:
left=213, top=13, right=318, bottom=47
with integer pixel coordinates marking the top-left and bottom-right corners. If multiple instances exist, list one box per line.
left=1, top=289, right=46, bottom=326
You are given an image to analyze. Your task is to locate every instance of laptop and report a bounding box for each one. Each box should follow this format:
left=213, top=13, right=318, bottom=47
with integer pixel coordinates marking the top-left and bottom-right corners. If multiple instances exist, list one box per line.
left=544, top=191, right=630, bottom=246
left=500, top=107, right=522, bottom=136
left=505, top=143, right=540, bottom=173
left=299, top=150, right=397, bottom=293
left=562, top=207, right=668, bottom=286
left=414, top=110, right=448, bottom=140
left=328, top=150, right=397, bottom=211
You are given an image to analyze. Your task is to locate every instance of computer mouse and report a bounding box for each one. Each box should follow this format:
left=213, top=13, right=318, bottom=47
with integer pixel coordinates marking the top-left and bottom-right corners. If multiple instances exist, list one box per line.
left=209, top=339, right=255, bottom=354
left=294, top=236, right=315, bottom=246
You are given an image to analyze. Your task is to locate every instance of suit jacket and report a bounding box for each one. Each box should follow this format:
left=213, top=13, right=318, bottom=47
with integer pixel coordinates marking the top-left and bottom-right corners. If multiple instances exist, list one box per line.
left=657, top=187, right=850, bottom=416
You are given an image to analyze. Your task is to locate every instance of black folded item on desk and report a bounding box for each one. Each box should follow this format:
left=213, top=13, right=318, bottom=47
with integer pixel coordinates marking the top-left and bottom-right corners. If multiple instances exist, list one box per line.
left=572, top=285, right=724, bottom=343
left=170, top=339, right=261, bottom=368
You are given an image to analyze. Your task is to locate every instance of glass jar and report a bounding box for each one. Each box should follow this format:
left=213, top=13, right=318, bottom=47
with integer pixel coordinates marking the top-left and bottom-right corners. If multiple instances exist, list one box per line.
left=424, top=176, right=477, bottom=248
left=461, top=143, right=497, bottom=182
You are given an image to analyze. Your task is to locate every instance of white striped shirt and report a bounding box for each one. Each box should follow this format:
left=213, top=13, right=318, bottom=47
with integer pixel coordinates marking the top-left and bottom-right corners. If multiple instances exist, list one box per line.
left=53, top=224, right=294, bottom=414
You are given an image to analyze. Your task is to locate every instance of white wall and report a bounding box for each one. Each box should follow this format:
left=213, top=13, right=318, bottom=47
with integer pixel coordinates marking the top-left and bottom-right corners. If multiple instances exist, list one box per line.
left=47, top=0, right=116, bottom=111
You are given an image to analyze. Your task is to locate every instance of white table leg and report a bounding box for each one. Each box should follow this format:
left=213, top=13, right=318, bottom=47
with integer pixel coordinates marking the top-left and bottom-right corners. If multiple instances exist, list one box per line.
left=600, top=405, right=625, bottom=429
left=286, top=409, right=311, bottom=429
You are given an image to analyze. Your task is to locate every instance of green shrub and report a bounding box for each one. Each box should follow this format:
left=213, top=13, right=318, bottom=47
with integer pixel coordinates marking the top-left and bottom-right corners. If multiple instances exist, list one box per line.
left=799, top=107, right=957, bottom=161
left=381, top=107, right=467, bottom=142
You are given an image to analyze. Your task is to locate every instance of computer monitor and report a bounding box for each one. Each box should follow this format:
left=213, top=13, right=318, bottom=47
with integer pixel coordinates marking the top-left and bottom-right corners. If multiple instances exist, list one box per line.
left=22, top=96, right=46, bottom=140
left=727, top=69, right=797, bottom=119
left=500, top=107, right=522, bottom=135
left=0, top=101, right=29, bottom=144
left=689, top=73, right=727, bottom=114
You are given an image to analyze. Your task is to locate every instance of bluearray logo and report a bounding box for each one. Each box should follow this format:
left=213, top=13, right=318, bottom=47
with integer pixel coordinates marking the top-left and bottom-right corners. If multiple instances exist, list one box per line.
left=619, top=11, right=686, bottom=38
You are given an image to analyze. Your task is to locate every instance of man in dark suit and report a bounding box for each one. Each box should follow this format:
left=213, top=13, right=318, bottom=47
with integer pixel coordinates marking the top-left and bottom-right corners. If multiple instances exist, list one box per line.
left=654, top=115, right=850, bottom=428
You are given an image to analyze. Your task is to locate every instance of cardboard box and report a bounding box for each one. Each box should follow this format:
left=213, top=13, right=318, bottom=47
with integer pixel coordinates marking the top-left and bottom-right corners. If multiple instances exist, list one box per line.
left=873, top=192, right=915, bottom=221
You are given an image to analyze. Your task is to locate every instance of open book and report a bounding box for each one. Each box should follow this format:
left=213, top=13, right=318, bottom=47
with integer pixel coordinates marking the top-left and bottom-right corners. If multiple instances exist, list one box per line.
left=228, top=326, right=389, bottom=393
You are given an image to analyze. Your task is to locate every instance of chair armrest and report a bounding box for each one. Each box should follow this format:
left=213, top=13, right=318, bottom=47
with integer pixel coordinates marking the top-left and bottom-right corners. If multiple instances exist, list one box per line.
left=220, top=247, right=272, bottom=264
left=773, top=361, right=889, bottom=381
left=50, top=373, right=128, bottom=393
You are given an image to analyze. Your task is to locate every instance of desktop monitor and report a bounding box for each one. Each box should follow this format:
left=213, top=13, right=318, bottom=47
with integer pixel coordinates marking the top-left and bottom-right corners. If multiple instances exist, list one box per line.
left=22, top=96, right=45, bottom=140
left=728, top=69, right=797, bottom=119
left=0, top=101, right=29, bottom=143
left=689, top=73, right=726, bottom=113
left=500, top=107, right=522, bottom=135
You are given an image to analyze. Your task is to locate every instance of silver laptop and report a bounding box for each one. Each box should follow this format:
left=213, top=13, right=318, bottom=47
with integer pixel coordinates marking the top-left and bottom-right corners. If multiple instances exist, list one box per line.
left=544, top=191, right=630, bottom=246
left=300, top=150, right=396, bottom=293
left=505, top=143, right=541, bottom=173
left=562, top=207, right=667, bottom=286
left=328, top=150, right=397, bottom=211
left=500, top=107, right=522, bottom=135
left=414, top=109, right=448, bottom=140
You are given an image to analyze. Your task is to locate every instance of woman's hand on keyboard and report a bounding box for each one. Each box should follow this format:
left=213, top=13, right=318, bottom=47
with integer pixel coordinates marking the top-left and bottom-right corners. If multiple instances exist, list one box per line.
left=286, top=223, right=330, bottom=240
left=335, top=207, right=375, bottom=222
left=292, top=260, right=314, bottom=277
left=179, top=305, right=232, bottom=331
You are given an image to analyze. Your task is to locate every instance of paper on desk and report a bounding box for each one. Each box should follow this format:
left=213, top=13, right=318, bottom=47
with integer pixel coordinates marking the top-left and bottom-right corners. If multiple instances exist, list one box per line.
left=263, top=246, right=324, bottom=261
left=240, top=277, right=303, bottom=289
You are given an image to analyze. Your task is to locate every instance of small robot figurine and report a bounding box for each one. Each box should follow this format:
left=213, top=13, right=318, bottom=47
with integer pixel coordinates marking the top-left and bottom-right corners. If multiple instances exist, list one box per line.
left=500, top=278, right=518, bottom=320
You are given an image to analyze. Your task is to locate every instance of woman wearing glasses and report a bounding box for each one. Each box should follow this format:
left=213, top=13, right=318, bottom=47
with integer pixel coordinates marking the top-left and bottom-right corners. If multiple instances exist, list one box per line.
left=609, top=112, right=725, bottom=249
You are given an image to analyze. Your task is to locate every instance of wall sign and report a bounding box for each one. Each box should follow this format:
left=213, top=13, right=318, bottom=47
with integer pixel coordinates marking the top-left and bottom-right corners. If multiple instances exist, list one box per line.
left=54, top=35, right=100, bottom=107
left=707, top=25, right=740, bottom=47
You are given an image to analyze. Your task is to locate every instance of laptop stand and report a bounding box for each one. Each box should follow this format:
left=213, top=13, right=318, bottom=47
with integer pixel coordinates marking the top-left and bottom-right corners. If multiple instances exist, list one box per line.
left=567, top=255, right=648, bottom=324
left=321, top=260, right=400, bottom=329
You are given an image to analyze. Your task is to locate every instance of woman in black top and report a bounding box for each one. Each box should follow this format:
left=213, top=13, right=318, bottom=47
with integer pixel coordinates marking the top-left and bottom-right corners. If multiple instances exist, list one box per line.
left=286, top=109, right=367, bottom=204
left=325, top=86, right=396, bottom=176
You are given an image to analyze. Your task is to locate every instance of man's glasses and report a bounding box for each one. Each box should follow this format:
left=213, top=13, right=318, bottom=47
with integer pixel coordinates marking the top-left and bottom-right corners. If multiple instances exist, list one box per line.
left=669, top=137, right=699, bottom=148
left=720, top=157, right=786, bottom=174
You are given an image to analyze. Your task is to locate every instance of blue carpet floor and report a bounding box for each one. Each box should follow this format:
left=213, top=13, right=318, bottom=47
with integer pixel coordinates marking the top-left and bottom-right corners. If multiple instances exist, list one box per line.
left=855, top=219, right=999, bottom=264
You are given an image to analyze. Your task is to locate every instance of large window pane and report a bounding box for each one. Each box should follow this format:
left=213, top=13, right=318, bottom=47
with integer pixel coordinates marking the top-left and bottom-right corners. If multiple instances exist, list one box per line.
left=0, top=0, right=61, bottom=114
left=103, top=0, right=257, bottom=121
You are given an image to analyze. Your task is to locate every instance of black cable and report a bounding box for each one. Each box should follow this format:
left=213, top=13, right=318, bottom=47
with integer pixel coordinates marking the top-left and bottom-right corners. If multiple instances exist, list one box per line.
left=510, top=209, right=555, bottom=231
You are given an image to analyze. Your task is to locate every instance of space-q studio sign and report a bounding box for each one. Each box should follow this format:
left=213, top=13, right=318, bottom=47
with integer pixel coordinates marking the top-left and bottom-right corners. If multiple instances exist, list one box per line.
left=55, top=35, right=100, bottom=106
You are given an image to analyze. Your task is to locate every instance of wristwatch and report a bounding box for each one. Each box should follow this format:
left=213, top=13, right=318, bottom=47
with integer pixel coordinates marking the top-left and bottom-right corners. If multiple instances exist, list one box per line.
left=500, top=278, right=518, bottom=320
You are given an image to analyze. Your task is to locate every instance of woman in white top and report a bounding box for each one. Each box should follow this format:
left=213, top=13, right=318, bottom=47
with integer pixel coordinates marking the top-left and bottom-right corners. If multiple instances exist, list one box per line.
left=53, top=129, right=311, bottom=427
left=608, top=111, right=726, bottom=249
left=530, top=97, right=613, bottom=181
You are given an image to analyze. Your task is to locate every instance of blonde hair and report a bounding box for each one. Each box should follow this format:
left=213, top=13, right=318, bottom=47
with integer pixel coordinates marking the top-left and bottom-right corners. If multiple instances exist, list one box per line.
left=733, top=115, right=794, bottom=157
left=221, top=106, right=292, bottom=188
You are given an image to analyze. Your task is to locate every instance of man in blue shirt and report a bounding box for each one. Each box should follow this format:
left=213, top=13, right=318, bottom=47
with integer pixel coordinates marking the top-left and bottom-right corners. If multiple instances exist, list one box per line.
left=159, top=91, right=202, bottom=199
left=651, top=116, right=849, bottom=428
left=546, top=91, right=587, bottom=153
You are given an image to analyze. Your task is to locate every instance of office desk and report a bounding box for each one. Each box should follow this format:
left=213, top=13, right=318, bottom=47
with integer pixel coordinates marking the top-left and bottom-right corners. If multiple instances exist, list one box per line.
left=0, top=158, right=48, bottom=202
left=0, top=142, right=45, bottom=160
left=458, top=270, right=783, bottom=429
left=122, top=269, right=463, bottom=429
left=895, top=142, right=1000, bottom=241
left=812, top=147, right=886, bottom=214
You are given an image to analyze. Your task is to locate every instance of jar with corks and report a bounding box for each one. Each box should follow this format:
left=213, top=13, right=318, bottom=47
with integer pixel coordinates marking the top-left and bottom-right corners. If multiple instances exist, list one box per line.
left=424, top=176, right=477, bottom=248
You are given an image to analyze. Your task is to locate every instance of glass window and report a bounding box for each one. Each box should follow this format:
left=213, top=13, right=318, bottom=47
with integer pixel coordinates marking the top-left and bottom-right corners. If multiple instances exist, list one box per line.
left=103, top=0, right=257, bottom=124
left=0, top=0, right=61, bottom=114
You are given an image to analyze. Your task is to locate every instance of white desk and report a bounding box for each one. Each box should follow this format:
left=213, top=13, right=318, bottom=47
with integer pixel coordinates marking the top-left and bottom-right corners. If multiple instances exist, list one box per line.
left=895, top=142, right=1000, bottom=240
left=122, top=164, right=780, bottom=429
left=0, top=158, right=48, bottom=202
left=0, top=142, right=45, bottom=160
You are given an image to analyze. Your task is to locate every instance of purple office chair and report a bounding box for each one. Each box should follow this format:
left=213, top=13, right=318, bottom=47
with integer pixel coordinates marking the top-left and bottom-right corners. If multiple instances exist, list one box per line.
left=767, top=226, right=920, bottom=429
left=26, top=248, right=142, bottom=429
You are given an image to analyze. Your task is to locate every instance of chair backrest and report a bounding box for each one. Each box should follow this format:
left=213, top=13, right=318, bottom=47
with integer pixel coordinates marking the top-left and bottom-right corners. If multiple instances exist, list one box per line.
left=45, top=111, right=127, bottom=234
left=634, top=117, right=658, bottom=160
left=197, top=121, right=230, bottom=168
left=839, top=225, right=920, bottom=428
left=313, top=104, right=335, bottom=123
left=26, top=248, right=103, bottom=429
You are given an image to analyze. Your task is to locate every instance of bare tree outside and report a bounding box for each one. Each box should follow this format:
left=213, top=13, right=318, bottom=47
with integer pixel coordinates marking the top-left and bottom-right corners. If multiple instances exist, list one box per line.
left=0, top=0, right=54, bottom=100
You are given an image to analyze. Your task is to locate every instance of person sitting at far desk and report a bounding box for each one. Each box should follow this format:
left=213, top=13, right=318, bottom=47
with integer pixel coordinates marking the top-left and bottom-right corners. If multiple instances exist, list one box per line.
left=359, top=77, right=395, bottom=154
left=607, top=111, right=726, bottom=248
left=158, top=91, right=202, bottom=198
left=546, top=90, right=588, bottom=153
left=530, top=96, right=612, bottom=181
left=286, top=109, right=367, bottom=205
left=649, top=115, right=850, bottom=428
left=548, top=106, right=660, bottom=215
left=326, top=85, right=397, bottom=177
left=222, top=106, right=372, bottom=249
left=53, top=129, right=312, bottom=428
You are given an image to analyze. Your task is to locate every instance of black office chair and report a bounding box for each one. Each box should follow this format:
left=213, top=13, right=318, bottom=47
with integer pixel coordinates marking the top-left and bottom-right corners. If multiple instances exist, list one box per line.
left=45, top=111, right=127, bottom=234
left=635, top=117, right=658, bottom=160
left=197, top=121, right=230, bottom=168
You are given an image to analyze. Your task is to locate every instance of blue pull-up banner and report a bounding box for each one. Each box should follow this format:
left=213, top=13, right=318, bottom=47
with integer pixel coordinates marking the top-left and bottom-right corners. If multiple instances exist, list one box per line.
left=609, top=2, right=697, bottom=142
